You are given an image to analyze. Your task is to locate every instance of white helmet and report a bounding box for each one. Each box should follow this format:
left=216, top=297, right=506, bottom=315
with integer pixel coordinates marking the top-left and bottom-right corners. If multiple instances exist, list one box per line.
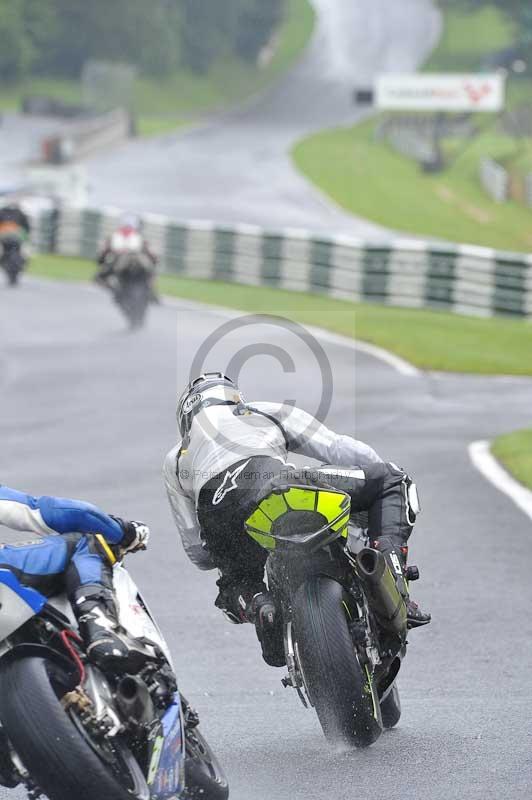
left=177, top=373, right=244, bottom=438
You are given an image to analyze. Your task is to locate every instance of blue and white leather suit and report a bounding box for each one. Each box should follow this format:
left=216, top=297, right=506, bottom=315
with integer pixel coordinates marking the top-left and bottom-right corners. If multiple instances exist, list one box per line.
left=0, top=485, right=125, bottom=596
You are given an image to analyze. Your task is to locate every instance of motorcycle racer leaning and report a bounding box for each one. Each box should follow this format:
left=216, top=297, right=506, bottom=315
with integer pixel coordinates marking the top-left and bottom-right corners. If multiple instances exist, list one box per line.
left=0, top=202, right=30, bottom=258
left=164, top=373, right=430, bottom=666
left=0, top=485, right=150, bottom=672
left=95, top=214, right=159, bottom=301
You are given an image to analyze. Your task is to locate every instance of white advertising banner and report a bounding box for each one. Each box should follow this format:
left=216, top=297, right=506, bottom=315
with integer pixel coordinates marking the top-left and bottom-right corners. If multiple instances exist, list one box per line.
left=376, top=74, right=506, bottom=112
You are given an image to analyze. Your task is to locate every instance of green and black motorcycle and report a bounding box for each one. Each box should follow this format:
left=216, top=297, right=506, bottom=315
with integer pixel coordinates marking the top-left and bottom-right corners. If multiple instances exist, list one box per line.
left=244, top=483, right=412, bottom=748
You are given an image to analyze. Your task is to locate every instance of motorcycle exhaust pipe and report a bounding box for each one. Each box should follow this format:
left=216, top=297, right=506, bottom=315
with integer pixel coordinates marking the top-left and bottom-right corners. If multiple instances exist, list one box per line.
left=116, top=676, right=154, bottom=725
left=356, top=548, right=407, bottom=636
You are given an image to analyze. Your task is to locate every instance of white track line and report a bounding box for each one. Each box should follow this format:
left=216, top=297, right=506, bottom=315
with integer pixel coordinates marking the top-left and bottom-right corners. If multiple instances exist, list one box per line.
left=165, top=296, right=420, bottom=378
left=469, top=440, right=532, bottom=521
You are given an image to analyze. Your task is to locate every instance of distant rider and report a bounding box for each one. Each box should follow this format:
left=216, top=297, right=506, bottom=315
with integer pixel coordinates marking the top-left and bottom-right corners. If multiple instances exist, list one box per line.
left=164, top=373, right=430, bottom=666
left=0, top=202, right=31, bottom=256
left=95, top=214, right=158, bottom=301
left=0, top=484, right=150, bottom=672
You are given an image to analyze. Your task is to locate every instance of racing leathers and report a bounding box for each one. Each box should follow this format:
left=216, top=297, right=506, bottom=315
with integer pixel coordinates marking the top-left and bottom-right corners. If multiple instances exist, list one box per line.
left=164, top=401, right=429, bottom=647
left=95, top=225, right=158, bottom=299
left=0, top=485, right=149, bottom=671
left=0, top=205, right=30, bottom=265
left=0, top=205, right=30, bottom=238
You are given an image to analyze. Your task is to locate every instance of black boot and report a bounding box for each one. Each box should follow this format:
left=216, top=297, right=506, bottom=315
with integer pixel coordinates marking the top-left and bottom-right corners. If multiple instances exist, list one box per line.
left=372, top=538, right=431, bottom=629
left=72, top=585, right=141, bottom=673
left=215, top=575, right=285, bottom=666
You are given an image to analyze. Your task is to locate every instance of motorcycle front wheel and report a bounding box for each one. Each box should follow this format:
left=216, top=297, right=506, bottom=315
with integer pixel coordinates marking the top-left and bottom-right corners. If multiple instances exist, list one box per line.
left=0, top=656, right=149, bottom=800
left=182, top=701, right=229, bottom=800
left=292, top=576, right=383, bottom=747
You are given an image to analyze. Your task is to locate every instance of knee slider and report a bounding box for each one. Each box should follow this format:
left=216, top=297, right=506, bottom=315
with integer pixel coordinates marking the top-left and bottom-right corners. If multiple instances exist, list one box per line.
left=404, top=475, right=421, bottom=525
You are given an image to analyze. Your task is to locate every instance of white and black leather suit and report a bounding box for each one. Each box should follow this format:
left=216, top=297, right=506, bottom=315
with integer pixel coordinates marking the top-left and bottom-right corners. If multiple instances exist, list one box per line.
left=164, top=401, right=417, bottom=586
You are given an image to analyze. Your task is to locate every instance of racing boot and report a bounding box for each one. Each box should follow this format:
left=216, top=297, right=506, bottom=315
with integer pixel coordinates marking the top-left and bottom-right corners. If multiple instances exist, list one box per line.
left=72, top=585, right=148, bottom=674
left=371, top=538, right=431, bottom=629
left=215, top=575, right=285, bottom=667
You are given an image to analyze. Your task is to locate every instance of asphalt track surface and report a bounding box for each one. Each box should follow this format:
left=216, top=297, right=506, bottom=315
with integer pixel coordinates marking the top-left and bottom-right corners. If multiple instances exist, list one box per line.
left=2, top=279, right=532, bottom=800
left=86, top=0, right=441, bottom=236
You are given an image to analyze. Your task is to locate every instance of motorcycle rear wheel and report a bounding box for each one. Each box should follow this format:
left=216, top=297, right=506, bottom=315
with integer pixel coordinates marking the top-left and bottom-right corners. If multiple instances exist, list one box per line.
left=293, top=576, right=383, bottom=747
left=118, top=280, right=150, bottom=329
left=0, top=656, right=149, bottom=800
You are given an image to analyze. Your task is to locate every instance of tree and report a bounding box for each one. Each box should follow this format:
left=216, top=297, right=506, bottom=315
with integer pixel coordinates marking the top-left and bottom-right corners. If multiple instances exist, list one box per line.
left=235, top=0, right=284, bottom=62
left=446, top=1, right=531, bottom=50
left=180, top=0, right=287, bottom=73
left=0, top=0, right=34, bottom=80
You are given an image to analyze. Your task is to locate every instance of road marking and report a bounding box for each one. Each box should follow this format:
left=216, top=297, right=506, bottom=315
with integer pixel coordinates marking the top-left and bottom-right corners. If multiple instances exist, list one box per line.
left=469, top=440, right=532, bottom=521
left=165, top=296, right=420, bottom=378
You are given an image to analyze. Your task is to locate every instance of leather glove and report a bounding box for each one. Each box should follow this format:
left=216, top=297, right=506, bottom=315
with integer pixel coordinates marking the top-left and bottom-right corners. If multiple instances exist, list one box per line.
left=112, top=516, right=151, bottom=556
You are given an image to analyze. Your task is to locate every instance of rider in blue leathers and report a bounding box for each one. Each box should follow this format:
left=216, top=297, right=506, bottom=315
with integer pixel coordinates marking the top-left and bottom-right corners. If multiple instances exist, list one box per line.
left=0, top=485, right=150, bottom=672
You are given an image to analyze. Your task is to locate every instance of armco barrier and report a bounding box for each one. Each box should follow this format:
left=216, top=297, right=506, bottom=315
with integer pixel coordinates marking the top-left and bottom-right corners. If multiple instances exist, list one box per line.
left=42, top=109, right=131, bottom=165
left=480, top=157, right=509, bottom=203
left=38, top=206, right=532, bottom=318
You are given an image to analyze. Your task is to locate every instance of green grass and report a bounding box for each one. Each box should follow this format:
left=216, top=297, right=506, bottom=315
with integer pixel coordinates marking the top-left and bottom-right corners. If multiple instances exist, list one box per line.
left=492, top=429, right=532, bottom=489
left=31, top=254, right=93, bottom=282
left=0, top=77, right=85, bottom=111
left=135, top=116, right=188, bottom=138
left=30, top=254, right=532, bottom=376
left=0, top=0, right=315, bottom=135
left=424, top=4, right=514, bottom=72
left=293, top=118, right=532, bottom=252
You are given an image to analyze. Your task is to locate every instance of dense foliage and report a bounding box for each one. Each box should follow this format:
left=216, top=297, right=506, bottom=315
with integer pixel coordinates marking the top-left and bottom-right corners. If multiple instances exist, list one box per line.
left=0, top=0, right=286, bottom=81
left=443, top=1, right=532, bottom=52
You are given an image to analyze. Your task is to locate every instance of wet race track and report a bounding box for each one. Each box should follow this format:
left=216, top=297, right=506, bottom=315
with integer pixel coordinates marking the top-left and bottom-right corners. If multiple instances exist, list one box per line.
left=1, top=281, right=532, bottom=799
left=2, top=0, right=532, bottom=797
left=86, top=0, right=441, bottom=236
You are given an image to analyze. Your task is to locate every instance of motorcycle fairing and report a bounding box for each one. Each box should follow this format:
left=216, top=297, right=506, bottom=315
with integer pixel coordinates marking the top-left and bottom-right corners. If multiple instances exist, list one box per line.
left=113, top=564, right=174, bottom=667
left=0, top=569, right=46, bottom=640
left=149, top=693, right=185, bottom=799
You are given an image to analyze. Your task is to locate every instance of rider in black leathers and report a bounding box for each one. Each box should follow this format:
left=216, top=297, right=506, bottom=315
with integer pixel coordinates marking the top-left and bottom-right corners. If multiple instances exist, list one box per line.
left=165, top=373, right=431, bottom=665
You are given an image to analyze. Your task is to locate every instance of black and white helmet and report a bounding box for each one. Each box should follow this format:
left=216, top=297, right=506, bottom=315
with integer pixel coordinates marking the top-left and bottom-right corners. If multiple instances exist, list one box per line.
left=177, top=373, right=244, bottom=438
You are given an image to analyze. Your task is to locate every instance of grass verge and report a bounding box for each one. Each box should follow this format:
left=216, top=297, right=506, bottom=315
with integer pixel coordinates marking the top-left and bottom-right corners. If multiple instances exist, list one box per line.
left=293, top=118, right=532, bottom=252
left=0, top=0, right=315, bottom=135
left=492, top=430, right=532, bottom=489
left=30, top=254, right=532, bottom=376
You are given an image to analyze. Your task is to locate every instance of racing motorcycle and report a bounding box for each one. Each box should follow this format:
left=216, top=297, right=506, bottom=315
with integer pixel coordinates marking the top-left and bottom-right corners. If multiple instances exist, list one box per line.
left=1, top=236, right=27, bottom=287
left=0, top=550, right=229, bottom=800
left=111, top=255, right=154, bottom=330
left=244, top=484, right=416, bottom=747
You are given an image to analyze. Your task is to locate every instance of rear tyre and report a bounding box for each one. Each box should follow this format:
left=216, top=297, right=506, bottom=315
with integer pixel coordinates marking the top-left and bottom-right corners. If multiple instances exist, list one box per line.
left=293, top=576, right=382, bottom=747
left=119, top=281, right=150, bottom=329
left=380, top=681, right=401, bottom=729
left=0, top=657, right=149, bottom=800
left=184, top=724, right=229, bottom=800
